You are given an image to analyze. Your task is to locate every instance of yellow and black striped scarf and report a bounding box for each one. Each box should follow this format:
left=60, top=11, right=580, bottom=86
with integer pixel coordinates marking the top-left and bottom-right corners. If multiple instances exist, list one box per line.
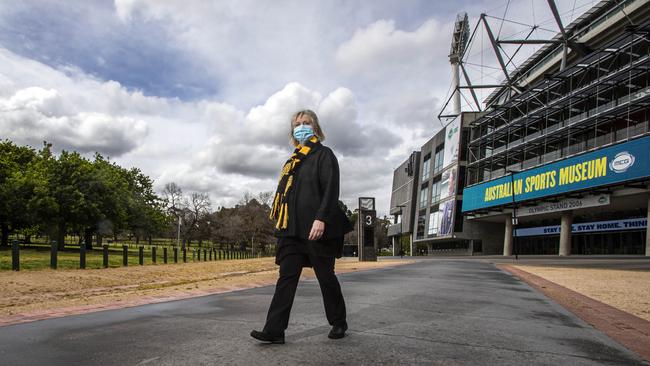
left=269, top=135, right=319, bottom=229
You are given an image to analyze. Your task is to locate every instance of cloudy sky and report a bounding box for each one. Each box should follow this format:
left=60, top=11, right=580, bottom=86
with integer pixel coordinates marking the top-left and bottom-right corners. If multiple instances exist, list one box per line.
left=0, top=0, right=596, bottom=215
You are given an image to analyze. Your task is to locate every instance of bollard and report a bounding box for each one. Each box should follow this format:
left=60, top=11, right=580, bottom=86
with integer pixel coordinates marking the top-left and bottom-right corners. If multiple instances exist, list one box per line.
left=103, top=245, right=109, bottom=268
left=174, top=247, right=178, bottom=263
left=218, top=250, right=222, bottom=260
left=12, top=240, right=19, bottom=271
left=139, top=246, right=144, bottom=265
left=203, top=249, right=207, bottom=261
left=209, top=250, right=212, bottom=261
left=80, top=242, right=86, bottom=269
left=164, top=247, right=168, bottom=264
left=50, top=240, right=57, bottom=269
left=192, top=250, right=196, bottom=261
left=122, top=245, right=128, bottom=266
left=152, top=246, right=157, bottom=264
left=183, top=248, right=187, bottom=263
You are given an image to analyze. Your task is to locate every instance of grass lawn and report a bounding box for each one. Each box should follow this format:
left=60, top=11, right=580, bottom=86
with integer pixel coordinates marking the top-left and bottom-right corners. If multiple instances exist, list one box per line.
left=0, top=246, right=238, bottom=271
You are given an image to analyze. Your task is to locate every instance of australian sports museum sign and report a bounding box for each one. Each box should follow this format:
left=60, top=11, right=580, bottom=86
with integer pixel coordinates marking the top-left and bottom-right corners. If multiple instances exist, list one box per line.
left=462, top=135, right=650, bottom=212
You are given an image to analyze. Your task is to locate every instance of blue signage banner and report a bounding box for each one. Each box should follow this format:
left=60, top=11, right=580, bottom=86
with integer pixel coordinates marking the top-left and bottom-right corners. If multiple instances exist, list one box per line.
left=462, top=135, right=650, bottom=212
left=515, top=217, right=647, bottom=237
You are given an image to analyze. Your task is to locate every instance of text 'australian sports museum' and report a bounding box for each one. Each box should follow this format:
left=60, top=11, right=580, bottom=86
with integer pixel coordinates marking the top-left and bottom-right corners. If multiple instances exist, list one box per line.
left=389, top=0, right=650, bottom=256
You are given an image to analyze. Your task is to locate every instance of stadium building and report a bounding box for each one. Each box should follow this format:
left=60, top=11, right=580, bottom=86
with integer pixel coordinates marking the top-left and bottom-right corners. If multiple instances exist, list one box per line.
left=389, top=0, right=650, bottom=256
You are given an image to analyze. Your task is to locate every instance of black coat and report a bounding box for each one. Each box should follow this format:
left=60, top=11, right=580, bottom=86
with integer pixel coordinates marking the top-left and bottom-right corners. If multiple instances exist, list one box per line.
left=274, top=142, right=353, bottom=240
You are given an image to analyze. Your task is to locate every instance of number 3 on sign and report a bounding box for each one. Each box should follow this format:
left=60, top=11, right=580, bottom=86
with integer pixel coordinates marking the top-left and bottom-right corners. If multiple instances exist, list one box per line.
left=365, top=215, right=373, bottom=226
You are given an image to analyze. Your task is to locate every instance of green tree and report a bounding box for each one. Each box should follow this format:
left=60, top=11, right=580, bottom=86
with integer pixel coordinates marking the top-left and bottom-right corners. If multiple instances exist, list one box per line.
left=124, top=168, right=168, bottom=246
left=0, top=140, right=38, bottom=246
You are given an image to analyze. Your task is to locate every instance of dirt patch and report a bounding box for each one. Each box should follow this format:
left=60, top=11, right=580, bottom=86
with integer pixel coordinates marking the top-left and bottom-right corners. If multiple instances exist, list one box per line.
left=500, top=264, right=650, bottom=362
left=0, top=257, right=412, bottom=326
left=510, top=265, right=650, bottom=321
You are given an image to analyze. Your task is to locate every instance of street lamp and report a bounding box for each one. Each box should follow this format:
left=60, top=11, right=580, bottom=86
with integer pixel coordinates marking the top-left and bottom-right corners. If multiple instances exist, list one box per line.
left=396, top=204, right=406, bottom=257
left=177, top=215, right=182, bottom=249
left=169, top=206, right=183, bottom=249
left=206, top=220, right=211, bottom=249
left=506, top=169, right=520, bottom=260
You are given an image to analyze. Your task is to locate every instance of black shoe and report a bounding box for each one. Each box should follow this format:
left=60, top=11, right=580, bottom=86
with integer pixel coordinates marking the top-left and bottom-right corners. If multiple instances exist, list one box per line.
left=328, top=323, right=348, bottom=339
left=250, top=330, right=285, bottom=344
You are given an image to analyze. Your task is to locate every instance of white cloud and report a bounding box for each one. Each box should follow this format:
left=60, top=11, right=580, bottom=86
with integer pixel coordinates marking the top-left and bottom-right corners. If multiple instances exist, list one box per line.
left=0, top=87, right=148, bottom=156
left=335, top=18, right=448, bottom=81
left=4, top=0, right=595, bottom=214
left=0, top=44, right=404, bottom=210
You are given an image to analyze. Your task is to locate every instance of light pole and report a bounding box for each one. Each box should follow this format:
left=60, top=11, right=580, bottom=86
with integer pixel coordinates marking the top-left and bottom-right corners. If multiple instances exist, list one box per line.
left=396, top=204, right=406, bottom=257
left=177, top=214, right=182, bottom=249
left=206, top=220, right=211, bottom=250
left=507, top=169, right=520, bottom=260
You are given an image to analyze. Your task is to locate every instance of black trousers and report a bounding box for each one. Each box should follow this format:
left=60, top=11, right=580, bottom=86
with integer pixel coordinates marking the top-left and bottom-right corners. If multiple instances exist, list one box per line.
left=263, top=253, right=346, bottom=335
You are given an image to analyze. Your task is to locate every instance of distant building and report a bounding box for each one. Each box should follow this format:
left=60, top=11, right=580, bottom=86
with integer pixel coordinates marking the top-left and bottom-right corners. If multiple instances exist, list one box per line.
left=390, top=0, right=650, bottom=256
left=388, top=112, right=504, bottom=255
left=462, top=0, right=650, bottom=255
left=387, top=151, right=420, bottom=255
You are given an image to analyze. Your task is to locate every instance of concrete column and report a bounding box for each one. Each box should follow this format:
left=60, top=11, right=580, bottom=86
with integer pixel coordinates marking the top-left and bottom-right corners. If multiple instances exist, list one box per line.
left=559, top=211, right=573, bottom=256
left=646, top=195, right=650, bottom=256
left=503, top=214, right=513, bottom=256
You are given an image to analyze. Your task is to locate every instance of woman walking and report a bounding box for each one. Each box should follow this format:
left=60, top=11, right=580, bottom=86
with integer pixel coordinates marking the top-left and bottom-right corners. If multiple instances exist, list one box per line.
left=251, top=109, right=352, bottom=344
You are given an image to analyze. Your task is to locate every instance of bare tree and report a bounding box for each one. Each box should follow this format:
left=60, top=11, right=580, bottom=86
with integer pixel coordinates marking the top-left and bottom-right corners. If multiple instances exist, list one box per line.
left=256, top=191, right=274, bottom=208
left=239, top=191, right=253, bottom=205
left=189, top=192, right=211, bottom=217
left=182, top=192, right=212, bottom=245
left=163, top=182, right=185, bottom=213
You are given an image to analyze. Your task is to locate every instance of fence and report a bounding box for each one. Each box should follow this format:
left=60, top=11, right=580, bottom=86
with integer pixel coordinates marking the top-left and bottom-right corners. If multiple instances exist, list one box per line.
left=4, top=240, right=271, bottom=271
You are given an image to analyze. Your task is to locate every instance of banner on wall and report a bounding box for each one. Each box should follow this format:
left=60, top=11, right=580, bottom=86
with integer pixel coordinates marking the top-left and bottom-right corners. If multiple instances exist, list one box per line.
left=440, top=167, right=458, bottom=201
left=515, top=217, right=647, bottom=237
left=438, top=200, right=455, bottom=236
left=442, top=117, right=461, bottom=169
left=462, top=135, right=650, bottom=212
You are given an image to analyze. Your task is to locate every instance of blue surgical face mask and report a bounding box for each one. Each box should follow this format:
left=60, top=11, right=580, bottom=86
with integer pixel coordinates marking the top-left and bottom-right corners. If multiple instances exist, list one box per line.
left=293, top=124, right=314, bottom=144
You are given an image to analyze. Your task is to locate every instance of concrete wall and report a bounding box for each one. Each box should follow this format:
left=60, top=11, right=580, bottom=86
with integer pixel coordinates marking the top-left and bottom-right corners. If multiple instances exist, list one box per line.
left=459, top=219, right=505, bottom=255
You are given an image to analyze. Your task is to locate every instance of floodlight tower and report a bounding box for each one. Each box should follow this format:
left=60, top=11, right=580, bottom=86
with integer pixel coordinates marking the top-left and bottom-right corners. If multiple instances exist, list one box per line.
left=449, top=13, right=469, bottom=115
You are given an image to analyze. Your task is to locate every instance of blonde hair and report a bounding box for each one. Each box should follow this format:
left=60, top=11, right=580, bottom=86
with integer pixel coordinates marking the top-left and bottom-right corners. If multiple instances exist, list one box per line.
left=289, top=109, right=325, bottom=146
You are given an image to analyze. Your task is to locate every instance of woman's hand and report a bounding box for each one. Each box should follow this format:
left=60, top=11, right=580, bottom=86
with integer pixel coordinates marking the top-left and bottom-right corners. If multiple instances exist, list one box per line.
left=309, top=220, right=325, bottom=241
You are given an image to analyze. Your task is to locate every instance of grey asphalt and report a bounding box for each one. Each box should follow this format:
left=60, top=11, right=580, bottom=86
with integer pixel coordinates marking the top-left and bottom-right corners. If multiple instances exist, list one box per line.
left=0, top=259, right=647, bottom=366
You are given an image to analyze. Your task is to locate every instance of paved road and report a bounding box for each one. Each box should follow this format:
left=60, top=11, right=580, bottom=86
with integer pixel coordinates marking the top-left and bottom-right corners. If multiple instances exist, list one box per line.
left=0, top=260, right=646, bottom=365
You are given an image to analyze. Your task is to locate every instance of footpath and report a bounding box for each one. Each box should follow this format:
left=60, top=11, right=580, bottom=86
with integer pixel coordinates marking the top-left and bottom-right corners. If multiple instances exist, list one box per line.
left=0, top=259, right=647, bottom=365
